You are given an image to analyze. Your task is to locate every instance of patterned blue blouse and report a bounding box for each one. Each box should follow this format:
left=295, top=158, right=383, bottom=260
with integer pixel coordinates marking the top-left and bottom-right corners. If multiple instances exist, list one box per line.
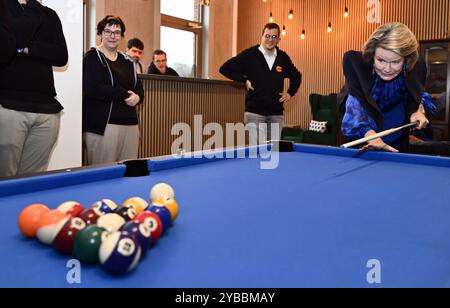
left=342, top=74, right=435, bottom=147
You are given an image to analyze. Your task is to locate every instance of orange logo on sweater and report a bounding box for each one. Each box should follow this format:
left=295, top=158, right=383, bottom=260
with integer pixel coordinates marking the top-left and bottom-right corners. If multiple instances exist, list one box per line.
left=276, top=66, right=283, bottom=73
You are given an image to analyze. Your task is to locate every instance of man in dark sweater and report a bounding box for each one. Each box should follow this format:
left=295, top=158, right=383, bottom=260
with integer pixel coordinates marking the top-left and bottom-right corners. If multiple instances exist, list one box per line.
left=0, top=0, right=68, bottom=177
left=220, top=23, right=301, bottom=144
left=0, top=0, right=15, bottom=66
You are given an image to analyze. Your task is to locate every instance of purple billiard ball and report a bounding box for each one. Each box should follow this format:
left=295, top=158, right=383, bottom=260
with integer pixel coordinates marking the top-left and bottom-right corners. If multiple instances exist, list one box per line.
left=121, top=221, right=152, bottom=252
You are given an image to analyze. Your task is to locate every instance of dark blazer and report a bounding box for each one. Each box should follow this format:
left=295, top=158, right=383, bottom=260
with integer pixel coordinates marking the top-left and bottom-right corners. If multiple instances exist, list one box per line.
left=339, top=50, right=427, bottom=131
left=220, top=45, right=301, bottom=116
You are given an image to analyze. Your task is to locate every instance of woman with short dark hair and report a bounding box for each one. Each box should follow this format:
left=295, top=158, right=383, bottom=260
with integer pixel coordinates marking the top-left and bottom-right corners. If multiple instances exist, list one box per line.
left=83, top=15, right=144, bottom=165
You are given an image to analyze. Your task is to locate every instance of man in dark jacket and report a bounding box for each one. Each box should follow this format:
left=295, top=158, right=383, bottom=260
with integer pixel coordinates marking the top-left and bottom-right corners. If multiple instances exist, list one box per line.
left=220, top=23, right=301, bottom=145
left=147, top=49, right=179, bottom=77
left=0, top=0, right=15, bottom=65
left=0, top=0, right=68, bottom=177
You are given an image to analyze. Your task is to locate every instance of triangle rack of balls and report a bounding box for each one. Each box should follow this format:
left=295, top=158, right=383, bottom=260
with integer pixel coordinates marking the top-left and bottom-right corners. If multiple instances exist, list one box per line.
left=17, top=183, right=178, bottom=275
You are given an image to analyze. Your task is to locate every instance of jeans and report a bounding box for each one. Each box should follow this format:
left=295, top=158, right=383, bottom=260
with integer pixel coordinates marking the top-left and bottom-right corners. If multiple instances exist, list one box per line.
left=244, top=112, right=283, bottom=145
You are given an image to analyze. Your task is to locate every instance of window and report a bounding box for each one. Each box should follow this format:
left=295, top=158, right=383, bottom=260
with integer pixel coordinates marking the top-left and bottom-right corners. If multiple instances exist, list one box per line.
left=160, top=0, right=204, bottom=78
left=161, top=27, right=196, bottom=77
left=161, top=0, right=200, bottom=22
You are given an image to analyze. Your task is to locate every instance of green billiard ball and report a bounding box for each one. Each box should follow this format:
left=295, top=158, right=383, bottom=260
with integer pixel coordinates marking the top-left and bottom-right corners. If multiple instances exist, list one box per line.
left=73, top=225, right=107, bottom=264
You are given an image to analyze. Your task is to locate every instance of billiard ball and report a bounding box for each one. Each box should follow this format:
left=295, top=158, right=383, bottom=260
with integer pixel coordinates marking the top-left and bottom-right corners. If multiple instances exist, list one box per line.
left=148, top=205, right=172, bottom=233
left=122, top=197, right=148, bottom=214
left=99, top=231, right=142, bottom=275
left=57, top=201, right=84, bottom=218
left=149, top=183, right=175, bottom=202
left=153, top=196, right=179, bottom=223
left=73, top=225, right=108, bottom=264
left=91, top=199, right=118, bottom=215
left=121, top=221, right=152, bottom=252
left=18, top=204, right=50, bottom=238
left=78, top=208, right=102, bottom=225
left=53, top=217, right=87, bottom=255
left=36, top=210, right=68, bottom=245
left=115, top=206, right=137, bottom=222
left=133, top=211, right=163, bottom=244
left=97, top=213, right=126, bottom=233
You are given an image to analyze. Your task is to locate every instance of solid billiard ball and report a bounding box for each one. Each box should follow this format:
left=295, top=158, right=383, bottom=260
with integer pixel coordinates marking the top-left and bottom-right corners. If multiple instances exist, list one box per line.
left=78, top=208, right=103, bottom=225
left=73, top=225, right=108, bottom=264
left=36, top=210, right=68, bottom=245
left=149, top=183, right=175, bottom=202
left=97, top=213, right=126, bottom=233
left=121, top=221, right=152, bottom=252
left=153, top=196, right=179, bottom=223
left=57, top=201, right=84, bottom=218
left=148, top=205, right=172, bottom=233
left=18, top=204, right=50, bottom=238
left=53, top=217, right=87, bottom=255
left=91, top=199, right=118, bottom=215
left=133, top=211, right=163, bottom=244
left=122, top=197, right=148, bottom=214
left=99, top=231, right=142, bottom=275
left=115, top=206, right=137, bottom=222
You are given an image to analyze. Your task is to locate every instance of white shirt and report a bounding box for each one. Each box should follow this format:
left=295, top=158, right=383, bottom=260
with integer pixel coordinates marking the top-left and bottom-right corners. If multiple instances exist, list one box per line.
left=258, top=45, right=277, bottom=71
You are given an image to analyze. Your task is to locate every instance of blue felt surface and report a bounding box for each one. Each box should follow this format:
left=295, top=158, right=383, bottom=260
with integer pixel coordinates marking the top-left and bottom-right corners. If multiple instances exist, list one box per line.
left=1, top=145, right=450, bottom=288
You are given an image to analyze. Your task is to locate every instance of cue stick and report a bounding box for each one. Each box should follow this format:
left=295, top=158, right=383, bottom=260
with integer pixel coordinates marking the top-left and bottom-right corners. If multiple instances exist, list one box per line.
left=340, top=121, right=419, bottom=149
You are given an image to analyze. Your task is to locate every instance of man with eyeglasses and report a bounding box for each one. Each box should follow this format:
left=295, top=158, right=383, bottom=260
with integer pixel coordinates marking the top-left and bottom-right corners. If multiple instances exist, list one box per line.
left=220, top=23, right=301, bottom=145
left=0, top=0, right=68, bottom=177
left=147, top=50, right=179, bottom=77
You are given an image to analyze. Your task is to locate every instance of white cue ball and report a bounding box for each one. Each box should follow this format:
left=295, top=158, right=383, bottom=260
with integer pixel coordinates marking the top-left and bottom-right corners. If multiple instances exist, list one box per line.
left=150, top=183, right=175, bottom=202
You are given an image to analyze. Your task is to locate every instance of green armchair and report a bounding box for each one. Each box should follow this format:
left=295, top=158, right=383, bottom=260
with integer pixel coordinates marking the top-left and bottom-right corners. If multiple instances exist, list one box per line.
left=281, top=93, right=339, bottom=146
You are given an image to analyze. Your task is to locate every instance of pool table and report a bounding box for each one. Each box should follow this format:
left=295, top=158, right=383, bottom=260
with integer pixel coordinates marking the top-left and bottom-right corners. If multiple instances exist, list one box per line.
left=1, top=143, right=450, bottom=288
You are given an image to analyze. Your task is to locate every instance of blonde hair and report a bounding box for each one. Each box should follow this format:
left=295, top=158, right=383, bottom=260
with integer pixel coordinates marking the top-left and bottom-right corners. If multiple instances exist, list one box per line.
left=363, top=23, right=419, bottom=71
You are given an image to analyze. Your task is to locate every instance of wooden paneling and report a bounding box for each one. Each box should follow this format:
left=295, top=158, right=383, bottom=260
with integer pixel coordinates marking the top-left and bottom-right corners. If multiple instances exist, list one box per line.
left=237, top=0, right=450, bottom=128
left=94, top=0, right=159, bottom=70
left=137, top=75, right=246, bottom=158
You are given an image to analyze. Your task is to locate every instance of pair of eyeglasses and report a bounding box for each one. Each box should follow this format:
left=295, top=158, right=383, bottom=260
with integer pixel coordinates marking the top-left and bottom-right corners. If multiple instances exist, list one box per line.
left=103, top=29, right=122, bottom=37
left=264, top=34, right=279, bottom=41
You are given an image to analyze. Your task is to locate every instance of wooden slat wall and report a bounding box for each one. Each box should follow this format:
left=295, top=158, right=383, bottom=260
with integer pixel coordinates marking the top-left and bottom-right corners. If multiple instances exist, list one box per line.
left=237, top=0, right=450, bottom=128
left=138, top=76, right=246, bottom=158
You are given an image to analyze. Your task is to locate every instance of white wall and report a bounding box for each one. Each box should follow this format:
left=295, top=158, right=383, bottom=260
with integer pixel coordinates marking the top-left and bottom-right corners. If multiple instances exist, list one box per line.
left=43, top=0, right=83, bottom=171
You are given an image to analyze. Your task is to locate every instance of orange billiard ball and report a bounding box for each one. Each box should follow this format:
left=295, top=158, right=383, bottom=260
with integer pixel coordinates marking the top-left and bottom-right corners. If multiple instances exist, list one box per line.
left=18, top=204, right=50, bottom=238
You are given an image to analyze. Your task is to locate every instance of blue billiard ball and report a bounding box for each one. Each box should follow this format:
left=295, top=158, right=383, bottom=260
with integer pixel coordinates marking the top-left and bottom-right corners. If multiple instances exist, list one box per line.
left=148, top=205, right=172, bottom=233
left=99, top=231, right=142, bottom=275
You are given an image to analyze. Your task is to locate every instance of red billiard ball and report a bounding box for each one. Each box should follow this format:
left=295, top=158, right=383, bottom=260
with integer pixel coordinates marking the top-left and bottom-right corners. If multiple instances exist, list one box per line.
left=78, top=208, right=102, bottom=225
left=53, top=217, right=87, bottom=255
left=99, top=231, right=142, bottom=275
left=57, top=201, right=84, bottom=218
left=133, top=211, right=163, bottom=244
left=36, top=210, right=68, bottom=245
left=18, top=204, right=50, bottom=238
